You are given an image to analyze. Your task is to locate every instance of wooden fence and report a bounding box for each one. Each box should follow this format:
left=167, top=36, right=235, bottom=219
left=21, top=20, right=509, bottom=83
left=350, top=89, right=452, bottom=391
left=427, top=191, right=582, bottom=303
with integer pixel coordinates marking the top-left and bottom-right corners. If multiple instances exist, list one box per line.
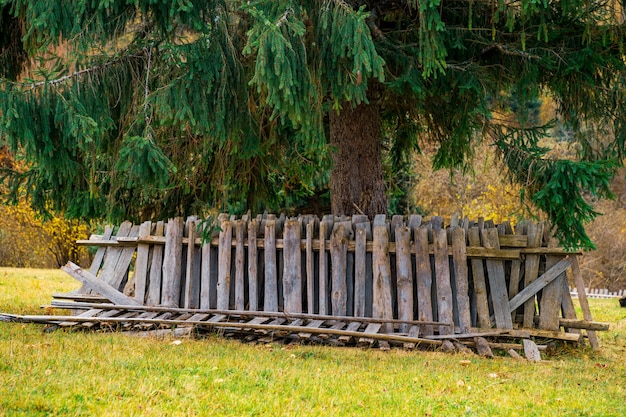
left=66, top=213, right=599, bottom=344
left=570, top=288, right=625, bottom=299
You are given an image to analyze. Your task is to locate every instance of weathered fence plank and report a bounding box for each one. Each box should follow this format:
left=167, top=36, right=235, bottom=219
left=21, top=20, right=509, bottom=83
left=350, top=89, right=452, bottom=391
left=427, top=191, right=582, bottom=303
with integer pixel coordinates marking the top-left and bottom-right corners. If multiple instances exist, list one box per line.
left=467, top=227, right=490, bottom=328
left=433, top=228, right=454, bottom=335
left=133, top=221, right=152, bottom=304
left=247, top=219, right=259, bottom=311
left=482, top=227, right=513, bottom=329
left=283, top=219, right=303, bottom=313
left=523, top=222, right=544, bottom=327
left=414, top=225, right=433, bottom=335
left=372, top=220, right=394, bottom=333
left=451, top=226, right=471, bottom=333
left=217, top=218, right=233, bottom=310
left=146, top=221, right=164, bottom=306
left=235, top=219, right=246, bottom=311
left=330, top=223, right=348, bottom=316
left=162, top=218, right=183, bottom=307
left=264, top=219, right=278, bottom=312
left=395, top=226, right=413, bottom=333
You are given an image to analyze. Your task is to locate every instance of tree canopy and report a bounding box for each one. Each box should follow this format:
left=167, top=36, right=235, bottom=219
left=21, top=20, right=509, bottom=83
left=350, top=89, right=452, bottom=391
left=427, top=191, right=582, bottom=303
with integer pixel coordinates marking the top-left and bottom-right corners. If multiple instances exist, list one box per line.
left=1, top=0, right=625, bottom=249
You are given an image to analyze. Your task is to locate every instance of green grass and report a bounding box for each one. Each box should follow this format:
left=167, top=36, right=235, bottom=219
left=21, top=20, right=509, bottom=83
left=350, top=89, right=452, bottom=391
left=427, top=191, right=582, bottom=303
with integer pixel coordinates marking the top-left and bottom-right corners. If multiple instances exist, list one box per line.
left=1, top=268, right=625, bottom=416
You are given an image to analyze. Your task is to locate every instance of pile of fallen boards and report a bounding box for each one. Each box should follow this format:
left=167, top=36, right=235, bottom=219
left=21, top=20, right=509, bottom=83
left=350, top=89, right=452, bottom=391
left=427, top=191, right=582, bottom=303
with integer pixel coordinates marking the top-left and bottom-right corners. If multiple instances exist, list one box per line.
left=1, top=299, right=609, bottom=362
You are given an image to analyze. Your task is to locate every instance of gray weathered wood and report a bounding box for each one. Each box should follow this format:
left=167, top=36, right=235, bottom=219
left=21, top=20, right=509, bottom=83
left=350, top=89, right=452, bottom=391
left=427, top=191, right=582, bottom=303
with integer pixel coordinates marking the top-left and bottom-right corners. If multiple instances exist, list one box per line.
left=318, top=215, right=333, bottom=315
left=372, top=222, right=394, bottom=333
left=523, top=222, right=544, bottom=327
left=395, top=226, right=413, bottom=333
left=433, top=228, right=454, bottom=335
left=247, top=219, right=259, bottom=311
left=146, top=221, right=165, bottom=306
left=199, top=223, right=212, bottom=310
left=482, top=228, right=513, bottom=329
left=539, top=255, right=566, bottom=331
left=183, top=217, right=199, bottom=309
left=570, top=255, right=599, bottom=349
left=109, top=225, right=140, bottom=292
left=283, top=219, right=303, bottom=313
left=264, top=219, right=278, bottom=312
left=62, top=262, right=140, bottom=306
left=234, top=219, right=246, bottom=311
left=161, top=218, right=184, bottom=307
left=468, top=227, right=491, bottom=328
left=133, top=221, right=152, bottom=304
left=88, top=225, right=115, bottom=278
left=306, top=222, right=314, bottom=314
left=414, top=225, right=433, bottom=336
left=354, top=225, right=367, bottom=317
left=217, top=219, right=232, bottom=310
left=523, top=339, right=541, bottom=361
left=330, top=223, right=348, bottom=316
left=508, top=257, right=572, bottom=313
left=451, top=226, right=471, bottom=333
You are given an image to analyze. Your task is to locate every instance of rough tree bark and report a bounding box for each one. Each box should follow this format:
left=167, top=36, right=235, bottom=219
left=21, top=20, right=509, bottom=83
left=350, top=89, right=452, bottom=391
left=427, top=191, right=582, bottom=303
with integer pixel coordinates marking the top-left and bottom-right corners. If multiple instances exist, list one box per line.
left=329, top=99, right=387, bottom=218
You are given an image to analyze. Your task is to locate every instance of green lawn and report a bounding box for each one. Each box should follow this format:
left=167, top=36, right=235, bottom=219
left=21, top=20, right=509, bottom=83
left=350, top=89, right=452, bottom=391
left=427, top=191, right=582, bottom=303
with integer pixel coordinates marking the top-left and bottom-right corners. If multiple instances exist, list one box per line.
left=1, top=267, right=625, bottom=416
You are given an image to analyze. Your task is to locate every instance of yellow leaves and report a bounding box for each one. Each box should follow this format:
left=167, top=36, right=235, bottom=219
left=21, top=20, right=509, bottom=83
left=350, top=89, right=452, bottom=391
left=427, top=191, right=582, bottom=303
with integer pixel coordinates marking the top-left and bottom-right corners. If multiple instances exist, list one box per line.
left=0, top=200, right=89, bottom=268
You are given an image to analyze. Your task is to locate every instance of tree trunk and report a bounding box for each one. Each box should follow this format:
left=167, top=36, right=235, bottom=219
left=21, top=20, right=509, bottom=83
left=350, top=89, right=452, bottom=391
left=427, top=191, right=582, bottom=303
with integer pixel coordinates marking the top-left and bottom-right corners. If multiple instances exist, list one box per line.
left=329, top=100, right=387, bottom=218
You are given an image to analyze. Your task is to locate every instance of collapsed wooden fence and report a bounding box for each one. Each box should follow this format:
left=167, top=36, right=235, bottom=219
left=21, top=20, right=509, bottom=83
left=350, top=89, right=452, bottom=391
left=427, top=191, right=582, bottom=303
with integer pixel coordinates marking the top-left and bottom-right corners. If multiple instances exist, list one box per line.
left=40, top=213, right=604, bottom=351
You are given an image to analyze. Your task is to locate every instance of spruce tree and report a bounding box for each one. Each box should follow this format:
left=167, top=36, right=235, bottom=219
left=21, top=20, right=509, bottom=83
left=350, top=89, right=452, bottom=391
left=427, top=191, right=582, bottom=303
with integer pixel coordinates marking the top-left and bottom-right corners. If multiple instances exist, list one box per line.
left=1, top=0, right=624, bottom=249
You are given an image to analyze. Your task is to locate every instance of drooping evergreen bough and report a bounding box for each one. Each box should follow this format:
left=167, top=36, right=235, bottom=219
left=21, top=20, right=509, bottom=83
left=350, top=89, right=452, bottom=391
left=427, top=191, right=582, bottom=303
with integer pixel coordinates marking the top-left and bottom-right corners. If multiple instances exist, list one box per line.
left=0, top=0, right=624, bottom=249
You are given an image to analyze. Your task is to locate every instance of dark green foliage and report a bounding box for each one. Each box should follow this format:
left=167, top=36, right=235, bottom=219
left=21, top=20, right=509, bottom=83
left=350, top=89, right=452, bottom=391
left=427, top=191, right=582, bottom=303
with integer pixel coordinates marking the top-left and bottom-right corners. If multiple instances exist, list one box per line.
left=1, top=0, right=625, bottom=248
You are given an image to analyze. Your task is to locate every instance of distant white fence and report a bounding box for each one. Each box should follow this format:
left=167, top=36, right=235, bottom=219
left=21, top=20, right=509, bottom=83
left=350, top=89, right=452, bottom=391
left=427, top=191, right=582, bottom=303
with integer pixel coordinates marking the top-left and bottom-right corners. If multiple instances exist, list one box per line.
left=570, top=288, right=625, bottom=299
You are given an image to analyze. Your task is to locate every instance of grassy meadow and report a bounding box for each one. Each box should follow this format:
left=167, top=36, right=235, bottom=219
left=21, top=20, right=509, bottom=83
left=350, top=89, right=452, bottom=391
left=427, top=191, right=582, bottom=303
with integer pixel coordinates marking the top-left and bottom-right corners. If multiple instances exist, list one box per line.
left=1, top=267, right=625, bottom=416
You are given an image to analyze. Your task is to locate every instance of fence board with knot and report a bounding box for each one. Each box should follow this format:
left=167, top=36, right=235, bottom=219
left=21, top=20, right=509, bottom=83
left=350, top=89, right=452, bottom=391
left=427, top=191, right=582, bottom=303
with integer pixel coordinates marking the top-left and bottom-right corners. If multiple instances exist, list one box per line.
left=56, top=213, right=604, bottom=349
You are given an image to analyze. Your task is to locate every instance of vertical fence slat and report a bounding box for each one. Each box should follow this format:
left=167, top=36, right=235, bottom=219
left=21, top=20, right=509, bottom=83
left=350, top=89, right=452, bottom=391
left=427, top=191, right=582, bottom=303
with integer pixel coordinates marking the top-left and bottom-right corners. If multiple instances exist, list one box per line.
left=433, top=228, right=454, bottom=335
left=372, top=220, right=393, bottom=333
left=200, top=224, right=212, bottom=310
left=482, top=227, right=513, bottom=329
left=264, top=219, right=278, bottom=312
left=451, top=226, right=471, bottom=333
left=508, top=222, right=525, bottom=323
left=354, top=225, right=367, bottom=317
left=248, top=219, right=259, bottom=311
left=162, top=218, right=183, bottom=307
left=184, top=218, right=199, bottom=309
left=133, top=221, right=152, bottom=304
left=235, top=219, right=246, bottom=311
left=415, top=225, right=433, bottom=335
left=283, top=219, right=303, bottom=313
left=538, top=254, right=566, bottom=331
left=146, top=221, right=164, bottom=306
left=467, top=227, right=491, bottom=328
left=330, top=223, right=348, bottom=316
left=523, top=222, right=543, bottom=328
left=318, top=216, right=332, bottom=315
left=395, top=226, right=413, bottom=333
left=217, top=218, right=232, bottom=310
left=306, top=222, right=314, bottom=314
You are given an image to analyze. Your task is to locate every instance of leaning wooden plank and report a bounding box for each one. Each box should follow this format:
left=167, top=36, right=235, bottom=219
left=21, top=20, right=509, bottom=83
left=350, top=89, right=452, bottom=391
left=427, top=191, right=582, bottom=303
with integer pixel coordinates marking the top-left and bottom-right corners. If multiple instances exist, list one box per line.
left=570, top=255, right=599, bottom=350
left=481, top=228, right=513, bottom=329
left=560, top=277, right=581, bottom=334
left=62, top=262, right=140, bottom=306
left=216, top=218, right=233, bottom=310
left=538, top=254, right=567, bottom=331
left=97, top=221, right=132, bottom=289
left=133, top=221, right=152, bottom=304
left=264, top=219, right=278, bottom=312
left=395, top=226, right=413, bottom=333
left=88, top=226, right=115, bottom=277
left=372, top=221, right=394, bottom=334
left=508, top=258, right=571, bottom=313
left=522, top=222, right=544, bottom=328
left=108, top=224, right=140, bottom=292
left=507, top=223, right=524, bottom=323
left=330, top=223, right=348, bottom=316
left=415, top=225, right=434, bottom=336
left=145, top=221, right=165, bottom=306
left=433, top=228, right=454, bottom=334
left=161, top=218, right=184, bottom=307
left=467, top=227, right=491, bottom=328
left=532, top=318, right=609, bottom=331
left=58, top=309, right=103, bottom=327
left=451, top=226, right=471, bottom=333
left=234, top=219, right=246, bottom=311
left=283, top=219, right=303, bottom=313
